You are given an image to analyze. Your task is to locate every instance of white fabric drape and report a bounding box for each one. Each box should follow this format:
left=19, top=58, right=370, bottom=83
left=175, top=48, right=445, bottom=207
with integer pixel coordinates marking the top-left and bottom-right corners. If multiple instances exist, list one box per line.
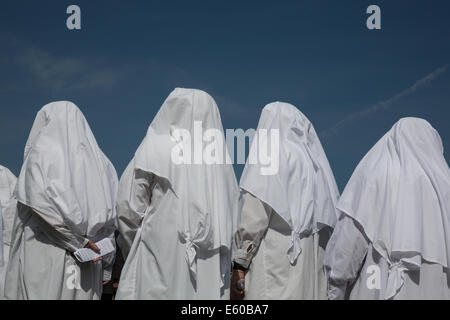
left=15, top=101, right=118, bottom=242
left=337, top=117, right=450, bottom=299
left=0, top=204, right=3, bottom=268
left=0, top=165, right=17, bottom=299
left=133, top=88, right=240, bottom=279
left=240, top=102, right=339, bottom=264
left=0, top=166, right=17, bottom=248
left=115, top=88, right=240, bottom=300
left=5, top=101, right=118, bottom=300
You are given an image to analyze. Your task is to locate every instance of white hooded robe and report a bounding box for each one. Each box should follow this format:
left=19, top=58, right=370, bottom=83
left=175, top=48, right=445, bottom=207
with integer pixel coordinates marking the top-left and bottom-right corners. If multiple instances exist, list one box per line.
left=324, top=118, right=450, bottom=300
left=233, top=102, right=340, bottom=300
left=5, top=101, right=118, bottom=300
left=115, top=88, right=240, bottom=300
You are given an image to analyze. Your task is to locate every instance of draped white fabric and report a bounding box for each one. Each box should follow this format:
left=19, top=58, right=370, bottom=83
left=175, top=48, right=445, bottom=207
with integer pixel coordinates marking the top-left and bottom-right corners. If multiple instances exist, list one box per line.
left=337, top=117, right=450, bottom=299
left=15, top=101, right=118, bottom=242
left=240, top=102, right=339, bottom=264
left=0, top=204, right=2, bottom=268
left=0, top=165, right=17, bottom=299
left=0, top=165, right=17, bottom=247
left=133, top=88, right=240, bottom=279
left=4, top=102, right=117, bottom=300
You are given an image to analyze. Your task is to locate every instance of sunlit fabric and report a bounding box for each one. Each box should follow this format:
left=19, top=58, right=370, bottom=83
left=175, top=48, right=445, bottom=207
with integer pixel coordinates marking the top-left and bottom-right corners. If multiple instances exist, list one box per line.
left=115, top=88, right=240, bottom=300
left=234, top=102, right=339, bottom=299
left=0, top=165, right=17, bottom=299
left=5, top=101, right=118, bottom=300
left=325, top=118, right=450, bottom=299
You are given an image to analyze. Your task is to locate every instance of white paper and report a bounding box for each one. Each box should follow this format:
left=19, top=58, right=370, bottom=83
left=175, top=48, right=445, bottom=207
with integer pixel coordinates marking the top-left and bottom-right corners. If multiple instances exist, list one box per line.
left=74, top=238, right=115, bottom=263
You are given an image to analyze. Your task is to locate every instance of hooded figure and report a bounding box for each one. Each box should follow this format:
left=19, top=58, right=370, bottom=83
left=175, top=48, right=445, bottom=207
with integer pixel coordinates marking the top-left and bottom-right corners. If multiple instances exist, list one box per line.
left=115, top=88, right=240, bottom=300
left=0, top=166, right=17, bottom=299
left=5, top=101, right=118, bottom=300
left=231, top=102, right=340, bottom=300
left=324, top=118, right=450, bottom=300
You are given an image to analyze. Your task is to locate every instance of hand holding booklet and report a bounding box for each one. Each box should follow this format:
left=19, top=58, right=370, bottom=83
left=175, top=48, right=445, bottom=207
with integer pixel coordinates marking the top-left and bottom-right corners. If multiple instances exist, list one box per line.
left=74, top=238, right=115, bottom=263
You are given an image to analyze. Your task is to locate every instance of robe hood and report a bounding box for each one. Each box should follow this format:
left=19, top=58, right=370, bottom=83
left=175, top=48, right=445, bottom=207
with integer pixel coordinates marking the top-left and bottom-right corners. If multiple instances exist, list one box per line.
left=240, top=102, right=340, bottom=264
left=15, top=101, right=118, bottom=241
left=337, top=117, right=450, bottom=299
left=133, top=88, right=240, bottom=279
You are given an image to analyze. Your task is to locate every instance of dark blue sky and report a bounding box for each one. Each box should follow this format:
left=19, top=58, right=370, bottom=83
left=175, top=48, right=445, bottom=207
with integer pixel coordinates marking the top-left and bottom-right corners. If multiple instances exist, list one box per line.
left=1, top=0, right=449, bottom=191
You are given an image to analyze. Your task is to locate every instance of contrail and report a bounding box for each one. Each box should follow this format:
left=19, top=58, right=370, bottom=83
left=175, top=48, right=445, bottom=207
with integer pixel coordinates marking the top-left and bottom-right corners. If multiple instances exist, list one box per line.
left=320, top=64, right=449, bottom=138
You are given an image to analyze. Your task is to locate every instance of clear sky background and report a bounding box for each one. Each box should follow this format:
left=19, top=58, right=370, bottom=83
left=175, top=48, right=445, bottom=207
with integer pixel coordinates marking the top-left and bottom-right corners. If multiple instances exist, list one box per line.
left=0, top=0, right=449, bottom=191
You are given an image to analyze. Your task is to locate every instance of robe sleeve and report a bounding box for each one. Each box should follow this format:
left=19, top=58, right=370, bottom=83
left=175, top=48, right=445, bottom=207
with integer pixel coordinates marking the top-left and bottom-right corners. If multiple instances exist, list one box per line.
left=232, top=191, right=272, bottom=269
left=116, top=160, right=154, bottom=259
left=17, top=173, right=90, bottom=252
left=323, top=214, right=370, bottom=300
left=28, top=204, right=89, bottom=253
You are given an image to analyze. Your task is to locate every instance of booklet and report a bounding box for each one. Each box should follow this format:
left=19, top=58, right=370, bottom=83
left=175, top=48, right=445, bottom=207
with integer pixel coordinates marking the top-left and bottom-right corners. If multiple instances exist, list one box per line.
left=74, top=238, right=115, bottom=263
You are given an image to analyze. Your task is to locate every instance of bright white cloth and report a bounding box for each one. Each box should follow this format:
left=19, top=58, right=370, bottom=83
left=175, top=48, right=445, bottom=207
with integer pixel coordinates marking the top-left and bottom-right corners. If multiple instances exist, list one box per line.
left=5, top=101, right=118, bottom=300
left=0, top=165, right=17, bottom=299
left=116, top=88, right=240, bottom=299
left=325, top=215, right=450, bottom=300
left=16, top=101, right=118, bottom=242
left=240, top=102, right=339, bottom=264
left=234, top=192, right=330, bottom=300
left=0, top=166, right=17, bottom=247
left=0, top=204, right=2, bottom=268
left=336, top=117, right=450, bottom=299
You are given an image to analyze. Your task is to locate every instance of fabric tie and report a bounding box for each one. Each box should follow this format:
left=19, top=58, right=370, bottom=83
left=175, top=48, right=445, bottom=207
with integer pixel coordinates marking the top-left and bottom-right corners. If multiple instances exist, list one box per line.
left=182, top=232, right=199, bottom=279
left=385, top=261, right=407, bottom=300
left=287, top=231, right=302, bottom=265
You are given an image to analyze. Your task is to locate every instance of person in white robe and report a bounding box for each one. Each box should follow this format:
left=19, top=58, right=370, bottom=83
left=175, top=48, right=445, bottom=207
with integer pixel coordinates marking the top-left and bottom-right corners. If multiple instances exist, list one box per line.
left=231, top=102, right=340, bottom=300
left=4, top=101, right=118, bottom=300
left=0, top=165, right=17, bottom=299
left=115, top=88, right=240, bottom=300
left=324, top=117, right=450, bottom=300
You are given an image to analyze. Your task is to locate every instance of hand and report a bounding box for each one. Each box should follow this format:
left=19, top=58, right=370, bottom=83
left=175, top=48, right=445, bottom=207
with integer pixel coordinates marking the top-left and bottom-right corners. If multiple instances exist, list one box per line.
left=85, top=240, right=103, bottom=263
left=230, top=269, right=245, bottom=300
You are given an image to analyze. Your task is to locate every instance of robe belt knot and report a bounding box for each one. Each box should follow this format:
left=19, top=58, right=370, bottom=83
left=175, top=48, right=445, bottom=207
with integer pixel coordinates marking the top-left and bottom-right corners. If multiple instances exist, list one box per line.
left=182, top=232, right=199, bottom=279
left=385, top=261, right=407, bottom=300
left=287, top=231, right=302, bottom=265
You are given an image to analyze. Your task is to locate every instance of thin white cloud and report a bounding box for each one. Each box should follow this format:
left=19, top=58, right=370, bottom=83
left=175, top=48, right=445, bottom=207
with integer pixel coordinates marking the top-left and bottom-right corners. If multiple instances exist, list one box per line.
left=15, top=47, right=86, bottom=91
left=1, top=35, right=123, bottom=93
left=320, top=64, right=449, bottom=138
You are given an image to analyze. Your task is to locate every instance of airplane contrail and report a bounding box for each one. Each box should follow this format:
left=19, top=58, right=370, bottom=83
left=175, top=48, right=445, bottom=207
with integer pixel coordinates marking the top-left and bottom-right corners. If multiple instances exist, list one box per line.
left=320, top=64, right=449, bottom=138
